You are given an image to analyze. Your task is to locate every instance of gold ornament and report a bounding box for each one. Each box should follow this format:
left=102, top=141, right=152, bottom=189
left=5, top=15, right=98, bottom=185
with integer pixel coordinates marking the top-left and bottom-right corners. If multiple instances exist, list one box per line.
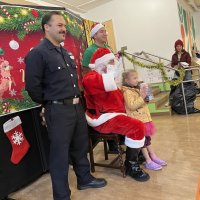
left=10, top=106, right=17, bottom=113
left=21, top=9, right=28, bottom=16
left=0, top=16, right=4, bottom=23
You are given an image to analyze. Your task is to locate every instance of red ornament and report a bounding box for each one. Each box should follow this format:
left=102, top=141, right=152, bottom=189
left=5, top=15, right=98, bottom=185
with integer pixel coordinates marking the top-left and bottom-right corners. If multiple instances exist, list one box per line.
left=31, top=9, right=39, bottom=17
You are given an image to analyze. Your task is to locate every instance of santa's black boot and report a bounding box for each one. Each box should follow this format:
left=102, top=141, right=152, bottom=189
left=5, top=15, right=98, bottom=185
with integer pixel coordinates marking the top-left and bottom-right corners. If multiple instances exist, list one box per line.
left=125, top=147, right=150, bottom=182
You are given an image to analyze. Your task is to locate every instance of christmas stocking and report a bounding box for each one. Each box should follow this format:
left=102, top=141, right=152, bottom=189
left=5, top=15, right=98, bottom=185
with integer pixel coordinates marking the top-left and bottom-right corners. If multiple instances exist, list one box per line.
left=3, top=116, right=30, bottom=164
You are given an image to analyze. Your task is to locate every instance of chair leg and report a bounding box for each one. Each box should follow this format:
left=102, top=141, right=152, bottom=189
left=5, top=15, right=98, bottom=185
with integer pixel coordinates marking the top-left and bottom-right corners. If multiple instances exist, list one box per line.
left=88, top=133, right=126, bottom=177
left=88, top=137, right=95, bottom=172
left=116, top=137, right=126, bottom=178
left=104, top=139, right=108, bottom=160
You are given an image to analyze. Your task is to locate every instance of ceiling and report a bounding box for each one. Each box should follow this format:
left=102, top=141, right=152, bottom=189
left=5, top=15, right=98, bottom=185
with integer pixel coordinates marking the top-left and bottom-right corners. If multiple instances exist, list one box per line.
left=0, top=0, right=113, bottom=13
left=1, top=0, right=200, bottom=13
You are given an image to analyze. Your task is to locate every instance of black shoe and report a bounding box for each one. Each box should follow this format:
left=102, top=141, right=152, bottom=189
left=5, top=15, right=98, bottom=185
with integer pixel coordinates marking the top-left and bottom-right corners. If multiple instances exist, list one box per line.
left=193, top=108, right=200, bottom=113
left=196, top=88, right=200, bottom=94
left=77, top=178, right=107, bottom=190
left=125, top=161, right=150, bottom=182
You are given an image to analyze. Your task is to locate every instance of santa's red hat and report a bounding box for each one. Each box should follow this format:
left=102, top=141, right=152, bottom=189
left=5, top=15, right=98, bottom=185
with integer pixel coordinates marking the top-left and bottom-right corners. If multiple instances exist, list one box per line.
left=90, top=23, right=104, bottom=38
left=89, top=48, right=115, bottom=69
left=175, top=39, right=183, bottom=48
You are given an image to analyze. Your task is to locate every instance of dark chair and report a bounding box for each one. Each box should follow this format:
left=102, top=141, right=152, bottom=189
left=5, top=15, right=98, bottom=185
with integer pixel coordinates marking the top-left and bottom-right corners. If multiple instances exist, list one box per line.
left=88, top=126, right=126, bottom=177
left=79, top=92, right=126, bottom=177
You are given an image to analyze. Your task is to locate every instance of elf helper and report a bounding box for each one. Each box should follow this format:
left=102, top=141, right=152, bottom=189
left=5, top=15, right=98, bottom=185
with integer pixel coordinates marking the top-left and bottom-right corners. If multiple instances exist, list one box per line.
left=82, top=48, right=150, bottom=182
left=82, top=23, right=111, bottom=76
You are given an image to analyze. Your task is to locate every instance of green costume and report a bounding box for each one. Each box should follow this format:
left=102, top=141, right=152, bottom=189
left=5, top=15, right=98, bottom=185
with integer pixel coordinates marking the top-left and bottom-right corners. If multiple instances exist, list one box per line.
left=82, top=43, right=111, bottom=67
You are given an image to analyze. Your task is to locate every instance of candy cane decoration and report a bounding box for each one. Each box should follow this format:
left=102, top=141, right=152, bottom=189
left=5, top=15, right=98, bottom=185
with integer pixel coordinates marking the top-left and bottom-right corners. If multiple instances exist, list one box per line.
left=23, top=21, right=36, bottom=32
left=8, top=77, right=12, bottom=91
left=20, top=69, right=25, bottom=82
left=2, top=102, right=10, bottom=113
left=0, top=6, right=11, bottom=18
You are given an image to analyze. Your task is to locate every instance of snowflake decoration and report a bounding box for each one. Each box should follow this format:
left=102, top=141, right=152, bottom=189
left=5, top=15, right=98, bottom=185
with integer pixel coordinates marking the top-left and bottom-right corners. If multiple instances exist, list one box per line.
left=11, top=131, right=24, bottom=145
left=17, top=57, right=24, bottom=64
left=9, top=89, right=17, bottom=97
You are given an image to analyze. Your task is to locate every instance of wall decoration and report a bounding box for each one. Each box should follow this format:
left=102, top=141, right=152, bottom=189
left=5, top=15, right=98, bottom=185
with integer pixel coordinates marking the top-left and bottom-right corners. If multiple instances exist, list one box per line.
left=0, top=4, right=87, bottom=116
left=83, top=19, right=96, bottom=47
left=177, top=2, right=196, bottom=53
left=120, top=51, right=184, bottom=86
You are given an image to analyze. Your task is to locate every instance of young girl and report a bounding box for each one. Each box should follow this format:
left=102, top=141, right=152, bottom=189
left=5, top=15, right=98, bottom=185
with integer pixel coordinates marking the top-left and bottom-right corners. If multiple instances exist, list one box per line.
left=121, top=69, right=167, bottom=170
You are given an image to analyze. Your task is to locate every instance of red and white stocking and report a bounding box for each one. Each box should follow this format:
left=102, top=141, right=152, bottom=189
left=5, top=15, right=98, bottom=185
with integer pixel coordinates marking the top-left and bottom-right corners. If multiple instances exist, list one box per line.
left=3, top=116, right=30, bottom=164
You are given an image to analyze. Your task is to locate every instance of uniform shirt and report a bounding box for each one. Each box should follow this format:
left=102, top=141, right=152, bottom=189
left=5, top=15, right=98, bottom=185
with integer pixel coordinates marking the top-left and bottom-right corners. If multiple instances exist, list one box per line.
left=82, top=43, right=111, bottom=68
left=25, top=38, right=80, bottom=104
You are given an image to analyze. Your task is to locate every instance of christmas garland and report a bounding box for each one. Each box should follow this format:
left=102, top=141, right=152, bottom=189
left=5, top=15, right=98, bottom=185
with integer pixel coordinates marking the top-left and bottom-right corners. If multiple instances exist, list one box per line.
left=0, top=89, right=38, bottom=115
left=0, top=6, right=84, bottom=39
left=120, top=51, right=185, bottom=86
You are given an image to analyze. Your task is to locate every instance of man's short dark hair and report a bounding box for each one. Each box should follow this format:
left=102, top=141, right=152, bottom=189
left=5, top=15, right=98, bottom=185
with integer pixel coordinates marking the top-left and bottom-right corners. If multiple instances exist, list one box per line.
left=41, top=11, right=62, bottom=32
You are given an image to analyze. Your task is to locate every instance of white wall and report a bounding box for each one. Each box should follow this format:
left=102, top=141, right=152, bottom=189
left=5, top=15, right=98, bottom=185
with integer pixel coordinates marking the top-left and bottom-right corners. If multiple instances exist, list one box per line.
left=82, top=0, right=181, bottom=60
left=194, top=12, right=200, bottom=50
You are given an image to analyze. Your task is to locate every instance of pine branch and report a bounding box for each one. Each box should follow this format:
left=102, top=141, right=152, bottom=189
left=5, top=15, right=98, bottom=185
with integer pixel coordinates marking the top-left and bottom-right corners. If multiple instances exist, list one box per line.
left=0, top=6, right=84, bottom=40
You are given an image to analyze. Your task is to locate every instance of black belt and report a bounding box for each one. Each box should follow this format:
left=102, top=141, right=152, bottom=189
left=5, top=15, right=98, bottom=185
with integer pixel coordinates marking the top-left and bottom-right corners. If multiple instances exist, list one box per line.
left=88, top=109, right=106, bottom=114
left=46, top=97, right=79, bottom=105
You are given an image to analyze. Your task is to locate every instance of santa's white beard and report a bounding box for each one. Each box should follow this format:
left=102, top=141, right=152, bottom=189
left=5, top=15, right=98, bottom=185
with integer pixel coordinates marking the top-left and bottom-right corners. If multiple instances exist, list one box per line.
left=107, top=61, right=122, bottom=86
left=94, top=65, right=107, bottom=74
left=94, top=59, right=122, bottom=77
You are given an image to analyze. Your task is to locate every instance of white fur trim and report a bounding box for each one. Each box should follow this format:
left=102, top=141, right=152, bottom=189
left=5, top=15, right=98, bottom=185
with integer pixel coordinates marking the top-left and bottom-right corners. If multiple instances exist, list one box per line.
left=102, top=73, right=117, bottom=92
left=125, top=136, right=145, bottom=148
left=86, top=113, right=126, bottom=127
left=90, top=23, right=104, bottom=37
left=3, top=116, right=22, bottom=133
left=95, top=53, right=115, bottom=68
left=88, top=64, right=95, bottom=69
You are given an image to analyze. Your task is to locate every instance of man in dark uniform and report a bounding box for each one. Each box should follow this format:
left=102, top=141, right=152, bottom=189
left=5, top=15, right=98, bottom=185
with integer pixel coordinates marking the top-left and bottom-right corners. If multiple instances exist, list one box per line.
left=25, top=11, right=106, bottom=200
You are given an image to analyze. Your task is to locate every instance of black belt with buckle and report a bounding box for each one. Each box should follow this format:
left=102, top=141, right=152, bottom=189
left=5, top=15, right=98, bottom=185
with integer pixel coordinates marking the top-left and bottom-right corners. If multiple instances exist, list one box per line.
left=46, top=97, right=79, bottom=105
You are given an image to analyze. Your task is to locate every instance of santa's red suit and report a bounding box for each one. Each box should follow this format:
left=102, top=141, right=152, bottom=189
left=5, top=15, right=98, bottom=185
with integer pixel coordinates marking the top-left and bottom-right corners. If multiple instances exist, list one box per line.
left=82, top=70, right=145, bottom=148
left=82, top=47, right=150, bottom=182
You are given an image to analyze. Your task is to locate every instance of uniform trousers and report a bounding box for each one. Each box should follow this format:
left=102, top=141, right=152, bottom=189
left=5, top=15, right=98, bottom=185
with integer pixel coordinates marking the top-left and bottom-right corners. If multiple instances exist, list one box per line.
left=44, top=102, right=93, bottom=200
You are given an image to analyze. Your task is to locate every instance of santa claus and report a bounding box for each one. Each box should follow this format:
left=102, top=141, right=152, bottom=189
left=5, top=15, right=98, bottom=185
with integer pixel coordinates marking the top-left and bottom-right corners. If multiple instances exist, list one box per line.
left=82, top=48, right=150, bottom=182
